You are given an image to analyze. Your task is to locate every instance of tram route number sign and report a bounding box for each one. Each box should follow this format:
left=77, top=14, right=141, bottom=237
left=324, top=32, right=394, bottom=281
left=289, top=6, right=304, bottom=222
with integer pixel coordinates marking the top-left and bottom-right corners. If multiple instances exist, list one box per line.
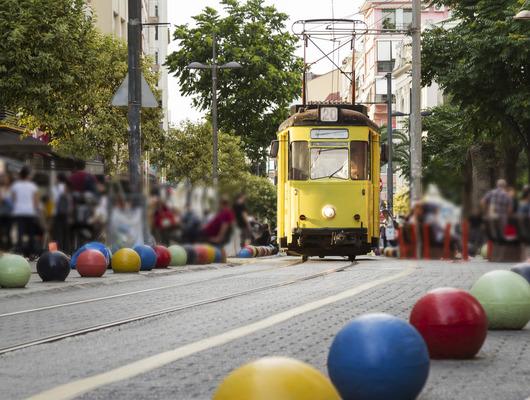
left=320, top=106, right=339, bottom=122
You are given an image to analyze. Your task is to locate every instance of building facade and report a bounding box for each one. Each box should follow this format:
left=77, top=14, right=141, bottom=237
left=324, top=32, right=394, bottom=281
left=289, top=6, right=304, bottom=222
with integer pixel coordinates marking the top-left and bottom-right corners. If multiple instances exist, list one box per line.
left=86, top=0, right=169, bottom=130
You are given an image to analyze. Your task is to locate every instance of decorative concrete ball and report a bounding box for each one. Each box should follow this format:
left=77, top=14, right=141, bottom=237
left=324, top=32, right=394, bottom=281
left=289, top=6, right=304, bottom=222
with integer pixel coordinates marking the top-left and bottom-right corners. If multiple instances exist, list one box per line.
left=204, top=245, right=217, bottom=264
left=37, top=251, right=71, bottom=282
left=328, top=313, right=430, bottom=400
left=153, top=245, right=171, bottom=268
left=470, top=270, right=530, bottom=330
left=511, top=263, right=530, bottom=284
left=480, top=243, right=489, bottom=259
left=213, top=357, right=340, bottom=400
left=133, top=245, right=157, bottom=271
left=111, top=248, right=141, bottom=273
left=194, top=245, right=210, bottom=264
left=0, top=253, right=32, bottom=288
left=76, top=249, right=107, bottom=277
left=70, top=242, right=111, bottom=269
left=213, top=247, right=224, bottom=263
left=244, top=245, right=257, bottom=257
left=238, top=248, right=253, bottom=258
left=168, top=245, right=188, bottom=266
left=410, top=288, right=488, bottom=359
left=183, top=245, right=197, bottom=265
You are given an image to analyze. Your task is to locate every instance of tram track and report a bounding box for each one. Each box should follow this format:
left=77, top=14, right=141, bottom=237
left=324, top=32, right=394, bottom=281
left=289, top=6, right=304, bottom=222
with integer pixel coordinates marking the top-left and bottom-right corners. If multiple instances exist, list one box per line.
left=0, top=258, right=305, bottom=318
left=0, top=261, right=354, bottom=356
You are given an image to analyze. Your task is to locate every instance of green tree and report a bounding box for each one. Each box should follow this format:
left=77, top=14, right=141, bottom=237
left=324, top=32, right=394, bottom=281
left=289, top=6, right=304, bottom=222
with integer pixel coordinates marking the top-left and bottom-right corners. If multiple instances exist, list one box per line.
left=0, top=0, right=95, bottom=120
left=422, top=0, right=530, bottom=181
left=155, top=121, right=248, bottom=187
left=166, top=0, right=303, bottom=169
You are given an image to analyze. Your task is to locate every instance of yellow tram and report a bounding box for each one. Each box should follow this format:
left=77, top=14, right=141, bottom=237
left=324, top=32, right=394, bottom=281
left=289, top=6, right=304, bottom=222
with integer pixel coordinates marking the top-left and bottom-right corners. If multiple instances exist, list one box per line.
left=271, top=104, right=383, bottom=260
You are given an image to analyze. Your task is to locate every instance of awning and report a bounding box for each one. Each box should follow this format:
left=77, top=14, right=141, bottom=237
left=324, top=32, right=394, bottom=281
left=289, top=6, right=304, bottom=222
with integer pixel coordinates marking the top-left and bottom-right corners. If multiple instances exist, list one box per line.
left=0, top=125, right=50, bottom=154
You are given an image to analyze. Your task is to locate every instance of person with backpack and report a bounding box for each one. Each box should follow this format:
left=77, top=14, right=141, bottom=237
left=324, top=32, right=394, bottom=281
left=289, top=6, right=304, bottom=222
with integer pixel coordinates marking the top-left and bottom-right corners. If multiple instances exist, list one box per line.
left=0, top=172, right=13, bottom=251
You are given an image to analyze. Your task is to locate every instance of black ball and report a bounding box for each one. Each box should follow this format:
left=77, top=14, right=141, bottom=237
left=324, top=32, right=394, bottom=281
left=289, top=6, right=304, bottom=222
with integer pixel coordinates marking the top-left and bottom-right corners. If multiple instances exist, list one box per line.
left=182, top=245, right=197, bottom=265
left=511, top=263, right=530, bottom=284
left=37, top=251, right=71, bottom=282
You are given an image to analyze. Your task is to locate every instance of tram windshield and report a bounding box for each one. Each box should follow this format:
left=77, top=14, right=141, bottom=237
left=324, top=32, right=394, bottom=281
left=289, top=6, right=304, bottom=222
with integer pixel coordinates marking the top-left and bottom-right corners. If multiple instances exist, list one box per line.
left=311, top=147, right=349, bottom=180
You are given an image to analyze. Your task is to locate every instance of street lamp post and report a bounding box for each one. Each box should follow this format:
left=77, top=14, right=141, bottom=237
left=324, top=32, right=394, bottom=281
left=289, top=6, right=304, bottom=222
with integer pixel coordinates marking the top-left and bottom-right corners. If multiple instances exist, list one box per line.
left=385, top=72, right=394, bottom=215
left=187, top=34, right=241, bottom=204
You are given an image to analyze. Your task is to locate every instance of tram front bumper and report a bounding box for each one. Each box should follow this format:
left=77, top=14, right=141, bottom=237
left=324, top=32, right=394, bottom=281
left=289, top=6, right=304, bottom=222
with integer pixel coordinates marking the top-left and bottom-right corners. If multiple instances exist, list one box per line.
left=287, top=228, right=372, bottom=256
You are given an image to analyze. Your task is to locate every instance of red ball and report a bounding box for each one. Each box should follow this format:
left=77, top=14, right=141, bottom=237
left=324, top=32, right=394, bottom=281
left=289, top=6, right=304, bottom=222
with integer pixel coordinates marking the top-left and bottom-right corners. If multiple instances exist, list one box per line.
left=76, top=249, right=107, bottom=277
left=153, top=245, right=171, bottom=268
left=410, top=288, right=487, bottom=359
left=194, top=245, right=209, bottom=264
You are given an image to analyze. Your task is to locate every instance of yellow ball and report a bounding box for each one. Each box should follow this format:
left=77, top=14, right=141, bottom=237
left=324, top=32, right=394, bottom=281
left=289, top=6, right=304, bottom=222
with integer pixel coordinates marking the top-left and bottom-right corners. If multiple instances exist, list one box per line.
left=213, top=357, right=340, bottom=400
left=111, top=248, right=141, bottom=273
left=205, top=245, right=217, bottom=264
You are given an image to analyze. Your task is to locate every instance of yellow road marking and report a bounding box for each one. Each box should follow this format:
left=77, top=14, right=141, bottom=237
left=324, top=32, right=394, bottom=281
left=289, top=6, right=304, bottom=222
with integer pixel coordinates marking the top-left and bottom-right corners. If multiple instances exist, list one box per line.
left=26, top=265, right=416, bottom=400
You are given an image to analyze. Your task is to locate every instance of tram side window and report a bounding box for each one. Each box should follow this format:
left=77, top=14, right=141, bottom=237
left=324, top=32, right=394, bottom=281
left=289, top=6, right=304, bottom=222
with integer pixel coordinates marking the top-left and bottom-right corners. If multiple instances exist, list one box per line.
left=350, top=141, right=370, bottom=180
left=289, top=141, right=309, bottom=180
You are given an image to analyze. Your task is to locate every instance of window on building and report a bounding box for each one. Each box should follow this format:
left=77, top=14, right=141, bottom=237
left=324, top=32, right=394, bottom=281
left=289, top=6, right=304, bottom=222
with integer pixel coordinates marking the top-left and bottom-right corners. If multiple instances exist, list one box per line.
left=155, top=51, right=159, bottom=65
left=155, top=26, right=159, bottom=40
left=403, top=9, right=412, bottom=29
left=375, top=78, right=395, bottom=103
left=382, top=9, right=396, bottom=30
left=289, top=141, right=309, bottom=180
left=377, top=41, right=395, bottom=72
left=155, top=5, right=159, bottom=17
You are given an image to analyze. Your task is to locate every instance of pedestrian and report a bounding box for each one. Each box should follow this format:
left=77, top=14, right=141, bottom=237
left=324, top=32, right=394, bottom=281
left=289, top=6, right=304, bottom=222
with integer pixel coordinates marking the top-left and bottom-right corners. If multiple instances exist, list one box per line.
left=518, top=186, right=530, bottom=217
left=233, top=193, right=252, bottom=246
left=0, top=172, right=13, bottom=251
left=201, top=196, right=235, bottom=245
left=11, top=166, right=40, bottom=258
left=253, top=223, right=272, bottom=246
left=181, top=205, right=201, bottom=243
left=51, top=173, right=72, bottom=254
left=507, top=186, right=518, bottom=214
left=480, top=179, right=512, bottom=225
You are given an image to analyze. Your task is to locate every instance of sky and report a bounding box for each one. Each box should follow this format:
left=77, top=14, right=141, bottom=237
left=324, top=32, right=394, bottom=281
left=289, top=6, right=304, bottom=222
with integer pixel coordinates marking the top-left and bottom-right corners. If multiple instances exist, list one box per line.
left=166, top=0, right=364, bottom=125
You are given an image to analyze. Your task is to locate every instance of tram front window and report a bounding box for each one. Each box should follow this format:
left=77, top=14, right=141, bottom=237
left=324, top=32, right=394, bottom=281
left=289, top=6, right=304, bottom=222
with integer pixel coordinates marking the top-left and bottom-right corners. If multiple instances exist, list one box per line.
left=310, top=148, right=349, bottom=180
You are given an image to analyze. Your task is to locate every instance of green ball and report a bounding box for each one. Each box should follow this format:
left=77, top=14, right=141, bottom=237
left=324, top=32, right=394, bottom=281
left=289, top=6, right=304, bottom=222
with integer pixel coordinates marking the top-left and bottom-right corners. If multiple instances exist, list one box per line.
left=470, top=270, right=530, bottom=330
left=168, top=245, right=187, bottom=266
left=480, top=244, right=488, bottom=259
left=0, top=254, right=32, bottom=288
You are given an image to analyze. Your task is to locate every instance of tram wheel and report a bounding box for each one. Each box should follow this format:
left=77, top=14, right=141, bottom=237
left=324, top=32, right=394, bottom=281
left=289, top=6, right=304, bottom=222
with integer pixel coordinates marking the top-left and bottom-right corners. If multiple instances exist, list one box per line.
left=302, top=255, right=309, bottom=262
left=348, top=255, right=356, bottom=261
left=319, top=255, right=325, bottom=259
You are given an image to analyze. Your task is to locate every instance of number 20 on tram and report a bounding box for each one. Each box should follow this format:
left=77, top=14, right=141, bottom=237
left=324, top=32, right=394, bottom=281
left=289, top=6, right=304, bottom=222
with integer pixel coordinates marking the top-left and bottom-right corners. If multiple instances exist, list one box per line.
left=270, top=104, right=385, bottom=260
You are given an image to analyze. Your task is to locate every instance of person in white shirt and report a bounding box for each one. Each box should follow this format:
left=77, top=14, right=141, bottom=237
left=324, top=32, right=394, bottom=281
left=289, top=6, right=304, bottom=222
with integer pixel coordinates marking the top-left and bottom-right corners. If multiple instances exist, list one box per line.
left=11, top=166, right=40, bottom=257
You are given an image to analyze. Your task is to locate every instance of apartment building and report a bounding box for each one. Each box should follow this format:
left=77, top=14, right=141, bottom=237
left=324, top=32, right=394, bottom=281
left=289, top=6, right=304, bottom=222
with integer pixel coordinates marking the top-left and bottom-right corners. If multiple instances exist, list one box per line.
left=86, top=0, right=169, bottom=130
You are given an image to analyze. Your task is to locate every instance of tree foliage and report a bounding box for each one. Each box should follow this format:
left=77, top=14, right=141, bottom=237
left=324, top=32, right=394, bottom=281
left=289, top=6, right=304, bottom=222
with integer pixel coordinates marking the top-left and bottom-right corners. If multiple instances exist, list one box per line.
left=155, top=120, right=276, bottom=223
left=0, top=0, right=165, bottom=175
left=422, top=0, right=530, bottom=180
left=166, top=0, right=303, bottom=167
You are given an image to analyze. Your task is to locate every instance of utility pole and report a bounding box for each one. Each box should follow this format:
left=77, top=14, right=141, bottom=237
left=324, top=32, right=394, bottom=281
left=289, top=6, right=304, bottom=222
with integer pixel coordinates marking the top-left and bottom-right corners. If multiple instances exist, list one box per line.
left=386, top=72, right=393, bottom=215
left=410, top=0, right=422, bottom=204
left=127, top=0, right=142, bottom=197
left=211, top=33, right=219, bottom=194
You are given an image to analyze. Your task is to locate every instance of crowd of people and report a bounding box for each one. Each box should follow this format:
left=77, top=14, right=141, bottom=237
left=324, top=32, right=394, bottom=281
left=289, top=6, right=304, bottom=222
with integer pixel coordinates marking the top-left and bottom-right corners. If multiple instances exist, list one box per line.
left=0, top=164, right=274, bottom=259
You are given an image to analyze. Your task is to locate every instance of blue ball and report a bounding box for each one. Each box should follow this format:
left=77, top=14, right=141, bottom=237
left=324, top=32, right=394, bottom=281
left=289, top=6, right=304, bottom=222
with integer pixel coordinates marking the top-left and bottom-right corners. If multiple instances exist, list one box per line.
left=327, top=313, right=430, bottom=400
left=214, top=247, right=223, bottom=263
left=133, top=245, right=157, bottom=271
left=237, top=248, right=252, bottom=258
left=70, top=242, right=111, bottom=269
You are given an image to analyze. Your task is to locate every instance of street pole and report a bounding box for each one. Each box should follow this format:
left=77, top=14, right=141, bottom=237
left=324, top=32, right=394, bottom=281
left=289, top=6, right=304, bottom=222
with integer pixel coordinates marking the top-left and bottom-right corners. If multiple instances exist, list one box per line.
left=211, top=33, right=219, bottom=207
left=127, top=0, right=142, bottom=198
left=410, top=0, right=422, bottom=205
left=386, top=72, right=393, bottom=215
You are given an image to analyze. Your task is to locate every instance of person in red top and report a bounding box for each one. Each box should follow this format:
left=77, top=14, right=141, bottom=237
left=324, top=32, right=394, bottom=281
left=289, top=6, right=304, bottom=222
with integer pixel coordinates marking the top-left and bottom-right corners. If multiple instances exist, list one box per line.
left=69, top=160, right=96, bottom=193
left=201, top=196, right=235, bottom=245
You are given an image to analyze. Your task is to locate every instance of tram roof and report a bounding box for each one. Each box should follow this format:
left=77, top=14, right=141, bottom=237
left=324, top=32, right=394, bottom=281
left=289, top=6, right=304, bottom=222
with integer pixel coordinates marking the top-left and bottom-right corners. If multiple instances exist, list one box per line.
left=278, top=104, right=379, bottom=132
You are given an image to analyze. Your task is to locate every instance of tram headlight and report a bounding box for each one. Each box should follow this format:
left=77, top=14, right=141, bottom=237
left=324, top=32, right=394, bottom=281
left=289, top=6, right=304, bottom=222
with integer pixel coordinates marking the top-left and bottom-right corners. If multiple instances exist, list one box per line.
left=322, top=205, right=336, bottom=219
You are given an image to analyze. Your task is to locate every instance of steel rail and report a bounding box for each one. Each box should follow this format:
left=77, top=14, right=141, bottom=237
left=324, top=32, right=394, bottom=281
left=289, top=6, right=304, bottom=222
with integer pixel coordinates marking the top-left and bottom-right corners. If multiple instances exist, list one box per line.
left=0, top=259, right=304, bottom=318
left=0, top=262, right=354, bottom=355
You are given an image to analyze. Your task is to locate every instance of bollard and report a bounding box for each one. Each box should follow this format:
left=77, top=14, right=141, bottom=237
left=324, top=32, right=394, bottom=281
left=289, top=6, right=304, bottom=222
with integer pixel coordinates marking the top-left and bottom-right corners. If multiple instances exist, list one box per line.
left=443, top=223, right=451, bottom=260
left=422, top=224, right=430, bottom=260
left=462, top=219, right=469, bottom=261
left=410, top=224, right=417, bottom=259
